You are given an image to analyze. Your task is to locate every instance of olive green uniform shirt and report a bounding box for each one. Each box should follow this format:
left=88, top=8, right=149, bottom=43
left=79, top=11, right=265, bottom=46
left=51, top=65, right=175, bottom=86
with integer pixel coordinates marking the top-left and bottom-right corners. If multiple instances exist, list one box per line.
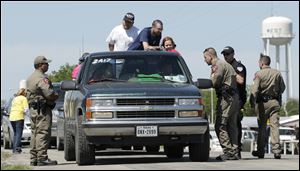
left=251, top=66, right=285, bottom=100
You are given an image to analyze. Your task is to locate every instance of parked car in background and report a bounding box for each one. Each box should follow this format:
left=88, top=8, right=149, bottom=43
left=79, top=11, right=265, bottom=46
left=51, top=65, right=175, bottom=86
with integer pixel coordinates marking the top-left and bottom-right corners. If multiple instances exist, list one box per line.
left=2, top=97, right=31, bottom=149
left=209, top=130, right=222, bottom=152
left=279, top=126, right=296, bottom=154
left=52, top=82, right=65, bottom=151
left=241, top=129, right=257, bottom=152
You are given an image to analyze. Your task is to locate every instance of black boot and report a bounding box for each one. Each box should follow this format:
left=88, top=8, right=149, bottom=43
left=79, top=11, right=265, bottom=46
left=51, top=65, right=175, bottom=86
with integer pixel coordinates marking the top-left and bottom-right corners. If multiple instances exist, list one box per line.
left=274, top=153, right=281, bottom=159
left=252, top=151, right=264, bottom=158
left=30, top=161, right=37, bottom=166
left=37, top=159, right=58, bottom=166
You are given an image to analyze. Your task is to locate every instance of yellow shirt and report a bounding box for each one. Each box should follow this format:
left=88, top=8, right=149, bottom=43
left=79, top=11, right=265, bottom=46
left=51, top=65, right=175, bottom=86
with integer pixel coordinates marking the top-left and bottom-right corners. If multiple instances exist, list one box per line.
left=9, top=95, right=29, bottom=121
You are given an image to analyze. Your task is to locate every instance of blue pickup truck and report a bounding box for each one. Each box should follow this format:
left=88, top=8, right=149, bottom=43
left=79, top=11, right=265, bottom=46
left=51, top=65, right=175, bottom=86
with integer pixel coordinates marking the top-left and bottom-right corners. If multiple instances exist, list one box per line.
left=61, top=51, right=212, bottom=165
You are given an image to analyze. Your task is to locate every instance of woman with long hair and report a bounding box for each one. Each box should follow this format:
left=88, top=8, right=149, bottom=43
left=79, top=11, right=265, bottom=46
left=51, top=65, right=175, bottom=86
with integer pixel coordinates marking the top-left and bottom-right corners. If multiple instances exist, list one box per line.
left=9, top=88, right=29, bottom=154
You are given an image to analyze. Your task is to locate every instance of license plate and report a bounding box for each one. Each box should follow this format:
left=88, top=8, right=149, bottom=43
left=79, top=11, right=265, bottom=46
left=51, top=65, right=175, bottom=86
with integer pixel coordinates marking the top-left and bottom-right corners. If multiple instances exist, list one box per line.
left=136, top=125, right=158, bottom=137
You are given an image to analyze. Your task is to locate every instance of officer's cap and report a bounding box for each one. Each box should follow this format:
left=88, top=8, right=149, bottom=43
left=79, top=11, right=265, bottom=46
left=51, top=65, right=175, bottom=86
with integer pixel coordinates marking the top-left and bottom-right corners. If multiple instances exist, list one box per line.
left=34, top=56, right=52, bottom=65
left=221, top=46, right=234, bottom=55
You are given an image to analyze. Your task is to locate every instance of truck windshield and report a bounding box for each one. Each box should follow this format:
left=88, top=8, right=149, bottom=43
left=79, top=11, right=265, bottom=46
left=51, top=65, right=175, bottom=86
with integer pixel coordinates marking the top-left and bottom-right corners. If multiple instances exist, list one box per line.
left=86, top=55, right=188, bottom=84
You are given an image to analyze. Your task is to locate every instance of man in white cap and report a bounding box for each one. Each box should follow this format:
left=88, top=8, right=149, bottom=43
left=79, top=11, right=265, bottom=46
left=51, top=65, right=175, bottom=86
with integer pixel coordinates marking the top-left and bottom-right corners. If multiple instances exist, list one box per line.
left=106, top=12, right=140, bottom=51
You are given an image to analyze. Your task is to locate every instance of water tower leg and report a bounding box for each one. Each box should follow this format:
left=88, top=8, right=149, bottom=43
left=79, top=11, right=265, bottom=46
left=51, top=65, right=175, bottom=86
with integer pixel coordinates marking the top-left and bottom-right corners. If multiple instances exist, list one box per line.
left=263, top=40, right=267, bottom=55
left=286, top=43, right=293, bottom=100
left=276, top=45, right=280, bottom=70
left=266, top=39, right=270, bottom=56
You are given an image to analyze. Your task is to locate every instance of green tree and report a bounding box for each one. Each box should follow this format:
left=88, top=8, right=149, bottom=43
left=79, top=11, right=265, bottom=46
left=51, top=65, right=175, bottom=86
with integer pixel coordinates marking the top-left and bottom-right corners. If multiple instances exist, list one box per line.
left=48, top=63, right=76, bottom=82
left=1, top=100, right=6, bottom=107
left=201, top=88, right=217, bottom=123
left=282, top=98, right=299, bottom=116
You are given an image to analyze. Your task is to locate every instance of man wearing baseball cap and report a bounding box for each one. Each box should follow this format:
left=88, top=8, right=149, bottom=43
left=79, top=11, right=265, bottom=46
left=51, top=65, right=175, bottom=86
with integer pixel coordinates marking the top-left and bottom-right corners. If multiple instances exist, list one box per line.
left=27, top=55, right=59, bottom=166
left=106, top=12, right=140, bottom=51
left=221, top=46, right=247, bottom=159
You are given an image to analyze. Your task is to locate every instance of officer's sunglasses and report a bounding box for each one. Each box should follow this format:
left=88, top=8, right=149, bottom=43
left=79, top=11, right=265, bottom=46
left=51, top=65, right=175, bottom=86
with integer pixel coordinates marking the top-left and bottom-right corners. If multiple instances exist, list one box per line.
left=41, top=63, right=49, bottom=66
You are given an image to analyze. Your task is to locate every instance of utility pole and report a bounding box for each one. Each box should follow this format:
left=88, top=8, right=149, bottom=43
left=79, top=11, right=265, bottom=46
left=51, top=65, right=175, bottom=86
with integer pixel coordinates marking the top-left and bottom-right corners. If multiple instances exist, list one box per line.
left=210, top=88, right=214, bottom=124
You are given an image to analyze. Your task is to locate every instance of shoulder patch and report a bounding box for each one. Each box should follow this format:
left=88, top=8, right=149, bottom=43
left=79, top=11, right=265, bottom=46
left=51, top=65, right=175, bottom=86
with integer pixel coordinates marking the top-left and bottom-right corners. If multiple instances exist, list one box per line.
left=43, top=78, right=49, bottom=84
left=211, top=65, right=218, bottom=73
left=237, top=66, right=243, bottom=72
left=253, top=72, right=259, bottom=80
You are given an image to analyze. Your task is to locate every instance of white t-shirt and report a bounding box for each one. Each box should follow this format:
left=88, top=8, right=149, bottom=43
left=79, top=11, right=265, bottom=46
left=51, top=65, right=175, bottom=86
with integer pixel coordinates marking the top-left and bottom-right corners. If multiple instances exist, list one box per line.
left=106, top=24, right=139, bottom=51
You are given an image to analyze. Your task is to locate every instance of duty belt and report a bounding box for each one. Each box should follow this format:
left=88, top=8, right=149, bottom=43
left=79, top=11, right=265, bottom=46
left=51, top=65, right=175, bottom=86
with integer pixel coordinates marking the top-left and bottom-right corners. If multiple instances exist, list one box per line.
left=257, top=94, right=279, bottom=102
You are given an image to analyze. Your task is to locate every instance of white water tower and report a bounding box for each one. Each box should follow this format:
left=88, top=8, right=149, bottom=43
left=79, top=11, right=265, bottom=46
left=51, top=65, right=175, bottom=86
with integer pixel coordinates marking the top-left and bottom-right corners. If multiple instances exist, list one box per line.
left=262, top=16, right=294, bottom=100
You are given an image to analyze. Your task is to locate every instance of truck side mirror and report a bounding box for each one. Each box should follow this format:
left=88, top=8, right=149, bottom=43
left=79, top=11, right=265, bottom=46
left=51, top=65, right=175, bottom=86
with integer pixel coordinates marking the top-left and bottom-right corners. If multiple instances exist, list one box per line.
left=61, top=80, right=79, bottom=91
left=195, top=79, right=213, bottom=89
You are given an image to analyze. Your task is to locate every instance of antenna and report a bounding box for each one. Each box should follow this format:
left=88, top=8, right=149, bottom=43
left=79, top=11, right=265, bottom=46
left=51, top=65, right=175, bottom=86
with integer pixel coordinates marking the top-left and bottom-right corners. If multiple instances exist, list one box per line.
left=79, top=47, right=81, bottom=58
left=271, top=1, right=274, bottom=16
left=82, top=34, right=84, bottom=55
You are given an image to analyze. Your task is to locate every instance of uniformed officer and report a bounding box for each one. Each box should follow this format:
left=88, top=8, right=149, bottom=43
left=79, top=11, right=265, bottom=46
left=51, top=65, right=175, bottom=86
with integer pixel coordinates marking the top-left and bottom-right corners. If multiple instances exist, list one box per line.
left=250, top=53, right=285, bottom=159
left=203, top=47, right=239, bottom=160
left=221, top=46, right=247, bottom=159
left=26, top=56, right=59, bottom=166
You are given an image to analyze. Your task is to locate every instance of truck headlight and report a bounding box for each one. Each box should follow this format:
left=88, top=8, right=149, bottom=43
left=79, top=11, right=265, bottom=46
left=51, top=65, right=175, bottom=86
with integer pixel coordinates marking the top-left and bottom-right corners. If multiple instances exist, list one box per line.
left=92, top=111, right=113, bottom=119
left=91, top=99, right=113, bottom=106
left=178, top=99, right=198, bottom=105
left=179, top=111, right=199, bottom=117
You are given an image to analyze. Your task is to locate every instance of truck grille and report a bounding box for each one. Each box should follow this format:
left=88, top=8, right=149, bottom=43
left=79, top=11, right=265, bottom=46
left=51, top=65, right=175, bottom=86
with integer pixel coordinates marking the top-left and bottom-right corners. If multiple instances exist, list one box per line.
left=117, top=98, right=175, bottom=106
left=116, top=111, right=175, bottom=118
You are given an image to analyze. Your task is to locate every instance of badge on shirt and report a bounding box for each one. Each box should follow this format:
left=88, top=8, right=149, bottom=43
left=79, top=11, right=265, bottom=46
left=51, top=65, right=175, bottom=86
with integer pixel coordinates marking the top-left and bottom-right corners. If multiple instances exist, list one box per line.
left=237, top=67, right=243, bottom=72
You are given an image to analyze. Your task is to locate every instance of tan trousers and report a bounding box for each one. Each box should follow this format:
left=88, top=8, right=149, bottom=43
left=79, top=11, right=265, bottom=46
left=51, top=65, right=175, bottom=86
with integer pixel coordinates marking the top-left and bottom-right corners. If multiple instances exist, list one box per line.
left=30, top=106, right=52, bottom=162
left=255, top=99, right=281, bottom=154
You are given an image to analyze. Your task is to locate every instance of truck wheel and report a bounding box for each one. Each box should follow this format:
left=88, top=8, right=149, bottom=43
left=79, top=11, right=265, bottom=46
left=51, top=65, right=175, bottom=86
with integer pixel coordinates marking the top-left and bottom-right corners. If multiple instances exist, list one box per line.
left=164, top=144, right=184, bottom=159
left=146, top=145, right=160, bottom=153
left=3, top=134, right=11, bottom=149
left=64, top=121, right=75, bottom=161
left=189, top=127, right=210, bottom=162
left=3, top=128, right=12, bottom=149
left=75, top=116, right=95, bottom=165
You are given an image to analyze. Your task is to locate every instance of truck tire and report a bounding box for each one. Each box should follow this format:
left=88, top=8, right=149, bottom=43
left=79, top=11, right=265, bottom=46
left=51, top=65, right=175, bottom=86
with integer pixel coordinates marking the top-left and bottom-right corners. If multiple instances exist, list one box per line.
left=75, top=116, right=95, bottom=165
left=164, top=144, right=184, bottom=159
left=189, top=127, right=210, bottom=162
left=3, top=135, right=11, bottom=149
left=64, top=121, right=75, bottom=161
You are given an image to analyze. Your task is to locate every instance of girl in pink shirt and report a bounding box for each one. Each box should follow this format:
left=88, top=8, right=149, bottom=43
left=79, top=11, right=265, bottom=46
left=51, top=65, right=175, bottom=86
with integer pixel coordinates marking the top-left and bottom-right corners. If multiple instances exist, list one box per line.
left=161, top=36, right=181, bottom=56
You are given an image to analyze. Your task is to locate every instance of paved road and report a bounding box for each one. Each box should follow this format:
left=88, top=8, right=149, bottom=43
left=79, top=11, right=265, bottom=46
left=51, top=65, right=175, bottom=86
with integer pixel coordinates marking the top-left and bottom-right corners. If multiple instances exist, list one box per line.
left=1, top=146, right=299, bottom=170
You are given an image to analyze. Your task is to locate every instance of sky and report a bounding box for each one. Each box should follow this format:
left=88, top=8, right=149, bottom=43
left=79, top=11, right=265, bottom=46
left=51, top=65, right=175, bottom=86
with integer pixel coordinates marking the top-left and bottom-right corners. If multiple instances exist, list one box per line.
left=1, top=1, right=299, bottom=102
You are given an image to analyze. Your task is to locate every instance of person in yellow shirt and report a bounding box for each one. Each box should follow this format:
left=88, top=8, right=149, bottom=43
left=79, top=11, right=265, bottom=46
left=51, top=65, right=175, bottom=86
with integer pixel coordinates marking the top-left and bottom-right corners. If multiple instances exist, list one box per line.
left=9, top=88, right=29, bottom=154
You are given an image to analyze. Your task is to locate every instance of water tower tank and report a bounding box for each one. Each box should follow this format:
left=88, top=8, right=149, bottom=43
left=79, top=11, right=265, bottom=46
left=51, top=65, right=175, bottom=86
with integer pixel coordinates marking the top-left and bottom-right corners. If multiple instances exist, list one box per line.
left=262, top=16, right=293, bottom=45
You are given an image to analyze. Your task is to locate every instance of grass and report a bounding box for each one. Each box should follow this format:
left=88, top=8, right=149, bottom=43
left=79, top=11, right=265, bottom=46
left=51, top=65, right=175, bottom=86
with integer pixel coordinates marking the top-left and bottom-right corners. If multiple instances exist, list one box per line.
left=1, top=151, right=32, bottom=170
